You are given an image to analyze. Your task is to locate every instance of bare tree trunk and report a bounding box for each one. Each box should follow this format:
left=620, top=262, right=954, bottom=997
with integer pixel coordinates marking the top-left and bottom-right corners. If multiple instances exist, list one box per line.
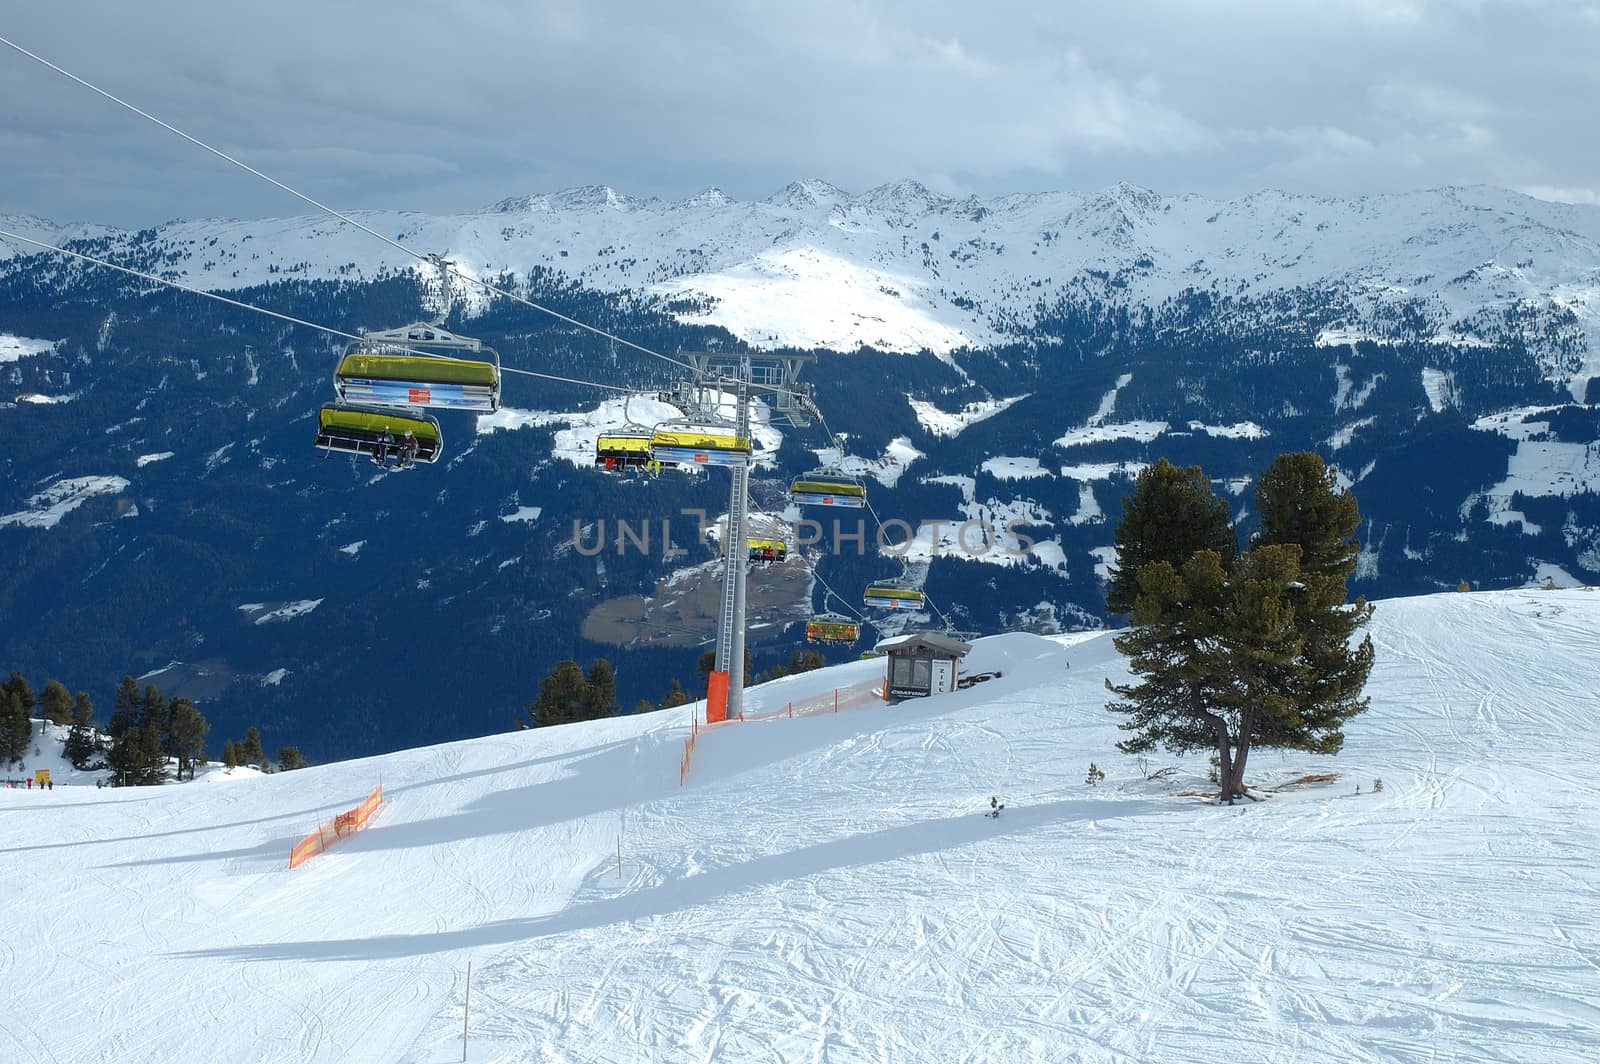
left=1200, top=709, right=1236, bottom=806
left=1198, top=707, right=1257, bottom=805
left=1221, top=711, right=1254, bottom=803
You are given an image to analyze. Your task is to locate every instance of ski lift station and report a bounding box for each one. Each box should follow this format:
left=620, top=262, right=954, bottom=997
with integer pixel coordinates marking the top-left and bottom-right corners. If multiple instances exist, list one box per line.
left=875, top=631, right=973, bottom=701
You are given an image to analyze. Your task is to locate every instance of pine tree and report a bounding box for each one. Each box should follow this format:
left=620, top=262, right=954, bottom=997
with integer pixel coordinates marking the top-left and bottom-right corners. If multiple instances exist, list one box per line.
left=1253, top=452, right=1375, bottom=753
left=139, top=685, right=170, bottom=744
left=1107, top=545, right=1308, bottom=804
left=3, top=673, right=38, bottom=749
left=107, top=676, right=141, bottom=741
left=135, top=722, right=167, bottom=784
left=238, top=727, right=267, bottom=770
left=659, top=678, right=690, bottom=709
left=633, top=699, right=656, bottom=715
left=167, top=698, right=209, bottom=781
left=791, top=649, right=826, bottom=673
left=276, top=746, right=308, bottom=772
left=530, top=660, right=588, bottom=728
left=221, top=740, right=240, bottom=769
left=1106, top=458, right=1236, bottom=616
left=3, top=672, right=37, bottom=717
left=579, top=659, right=620, bottom=722
left=40, top=680, right=73, bottom=727
left=107, top=726, right=142, bottom=785
left=64, top=693, right=97, bottom=769
left=1, top=689, right=28, bottom=767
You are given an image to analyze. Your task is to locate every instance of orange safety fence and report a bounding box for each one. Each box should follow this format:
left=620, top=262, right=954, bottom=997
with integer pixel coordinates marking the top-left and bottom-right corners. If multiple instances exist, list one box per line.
left=745, top=678, right=885, bottom=722
left=678, top=677, right=885, bottom=785
left=679, top=713, right=699, bottom=785
left=288, top=784, right=384, bottom=869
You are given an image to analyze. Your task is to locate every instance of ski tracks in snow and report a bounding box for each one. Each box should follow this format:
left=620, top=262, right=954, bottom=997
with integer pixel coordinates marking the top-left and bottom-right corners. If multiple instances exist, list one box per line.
left=8, top=593, right=1600, bottom=1061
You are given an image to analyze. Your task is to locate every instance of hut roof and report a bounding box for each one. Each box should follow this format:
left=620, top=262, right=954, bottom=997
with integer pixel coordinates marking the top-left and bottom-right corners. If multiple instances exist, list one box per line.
left=873, top=631, right=973, bottom=657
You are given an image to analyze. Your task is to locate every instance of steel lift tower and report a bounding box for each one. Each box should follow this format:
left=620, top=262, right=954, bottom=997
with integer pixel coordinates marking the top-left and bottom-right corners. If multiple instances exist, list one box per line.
left=677, top=351, right=815, bottom=721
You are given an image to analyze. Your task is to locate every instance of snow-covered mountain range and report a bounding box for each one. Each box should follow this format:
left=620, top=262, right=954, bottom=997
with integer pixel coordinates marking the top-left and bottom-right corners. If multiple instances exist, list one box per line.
left=6, top=180, right=1599, bottom=396
left=3, top=179, right=1599, bottom=762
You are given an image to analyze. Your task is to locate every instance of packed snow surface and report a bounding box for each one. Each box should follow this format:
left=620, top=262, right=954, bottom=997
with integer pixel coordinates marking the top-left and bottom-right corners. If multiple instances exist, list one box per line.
left=4, top=589, right=1599, bottom=1062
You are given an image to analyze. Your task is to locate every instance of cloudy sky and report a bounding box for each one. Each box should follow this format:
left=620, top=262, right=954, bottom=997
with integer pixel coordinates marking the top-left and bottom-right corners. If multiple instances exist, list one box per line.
left=2, top=1, right=1597, bottom=225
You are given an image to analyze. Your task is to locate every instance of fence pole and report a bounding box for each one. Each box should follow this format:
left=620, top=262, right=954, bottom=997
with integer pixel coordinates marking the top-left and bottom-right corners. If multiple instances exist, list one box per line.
left=788, top=701, right=792, bottom=718
left=834, top=689, right=839, bottom=713
left=462, top=959, right=471, bottom=1062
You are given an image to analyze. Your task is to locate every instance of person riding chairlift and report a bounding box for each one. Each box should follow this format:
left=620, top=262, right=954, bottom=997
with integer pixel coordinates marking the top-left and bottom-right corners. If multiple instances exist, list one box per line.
left=396, top=429, right=419, bottom=468
left=372, top=426, right=395, bottom=467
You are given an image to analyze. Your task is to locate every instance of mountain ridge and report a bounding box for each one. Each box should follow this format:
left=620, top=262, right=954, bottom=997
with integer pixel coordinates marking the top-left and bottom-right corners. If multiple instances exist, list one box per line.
left=6, top=180, right=1598, bottom=396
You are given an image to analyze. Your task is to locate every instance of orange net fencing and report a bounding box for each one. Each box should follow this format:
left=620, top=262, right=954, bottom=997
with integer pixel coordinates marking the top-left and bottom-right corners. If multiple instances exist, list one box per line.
left=744, top=677, right=885, bottom=722
left=679, top=676, right=885, bottom=785
left=288, top=784, right=384, bottom=869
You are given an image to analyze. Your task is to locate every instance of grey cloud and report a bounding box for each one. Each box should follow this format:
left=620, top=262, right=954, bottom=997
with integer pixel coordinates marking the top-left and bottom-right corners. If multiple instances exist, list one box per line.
left=0, top=0, right=1595, bottom=225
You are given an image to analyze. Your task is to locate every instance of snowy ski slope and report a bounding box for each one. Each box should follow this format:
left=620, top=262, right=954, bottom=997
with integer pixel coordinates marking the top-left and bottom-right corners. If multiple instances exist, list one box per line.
left=3, top=589, right=1598, bottom=1062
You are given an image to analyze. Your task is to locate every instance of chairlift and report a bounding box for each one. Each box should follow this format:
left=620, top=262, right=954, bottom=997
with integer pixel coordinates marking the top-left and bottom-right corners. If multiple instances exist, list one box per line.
left=649, top=418, right=751, bottom=467
left=333, top=340, right=501, bottom=413
left=805, top=613, right=859, bottom=644
left=746, top=537, right=788, bottom=564
left=313, top=404, right=441, bottom=464
left=863, top=582, right=926, bottom=610
left=595, top=433, right=667, bottom=473
left=789, top=471, right=867, bottom=508
left=596, top=393, right=674, bottom=473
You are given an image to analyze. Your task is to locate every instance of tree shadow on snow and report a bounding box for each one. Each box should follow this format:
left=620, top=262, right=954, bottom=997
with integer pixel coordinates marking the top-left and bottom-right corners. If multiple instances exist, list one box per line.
left=83, top=738, right=646, bottom=867
left=172, top=794, right=1167, bottom=963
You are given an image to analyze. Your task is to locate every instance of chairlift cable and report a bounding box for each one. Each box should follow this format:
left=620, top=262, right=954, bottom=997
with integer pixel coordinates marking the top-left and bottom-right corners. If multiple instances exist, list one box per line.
left=810, top=403, right=958, bottom=627
left=812, top=403, right=915, bottom=579
left=0, top=228, right=629, bottom=394
left=809, top=568, right=879, bottom=632
left=1, top=39, right=942, bottom=621
left=0, top=34, right=698, bottom=376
